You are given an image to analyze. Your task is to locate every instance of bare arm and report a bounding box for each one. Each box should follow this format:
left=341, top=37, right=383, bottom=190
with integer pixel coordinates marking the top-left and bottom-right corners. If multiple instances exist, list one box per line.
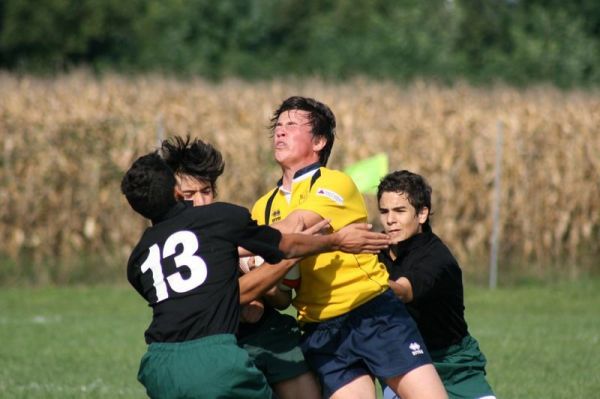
left=238, top=259, right=297, bottom=305
left=278, top=222, right=390, bottom=258
left=270, top=209, right=325, bottom=234
left=262, top=285, right=292, bottom=310
left=238, top=218, right=331, bottom=307
left=388, top=277, right=414, bottom=303
left=239, top=216, right=331, bottom=258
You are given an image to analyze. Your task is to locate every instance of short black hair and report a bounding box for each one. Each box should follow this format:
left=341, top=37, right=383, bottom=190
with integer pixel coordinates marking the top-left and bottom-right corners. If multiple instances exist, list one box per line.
left=269, top=96, right=336, bottom=166
left=377, top=170, right=432, bottom=226
left=121, top=152, right=177, bottom=221
left=160, top=135, right=225, bottom=195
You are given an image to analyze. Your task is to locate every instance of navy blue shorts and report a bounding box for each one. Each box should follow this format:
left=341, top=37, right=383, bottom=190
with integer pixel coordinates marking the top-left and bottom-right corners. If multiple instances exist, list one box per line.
left=299, top=290, right=431, bottom=398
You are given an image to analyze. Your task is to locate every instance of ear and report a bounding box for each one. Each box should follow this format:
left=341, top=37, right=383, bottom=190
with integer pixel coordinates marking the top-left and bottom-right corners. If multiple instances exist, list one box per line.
left=312, top=135, right=327, bottom=152
left=417, top=207, right=429, bottom=225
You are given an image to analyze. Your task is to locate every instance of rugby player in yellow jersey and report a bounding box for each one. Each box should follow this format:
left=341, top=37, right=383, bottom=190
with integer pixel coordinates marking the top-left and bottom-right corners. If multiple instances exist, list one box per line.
left=252, top=96, right=448, bottom=399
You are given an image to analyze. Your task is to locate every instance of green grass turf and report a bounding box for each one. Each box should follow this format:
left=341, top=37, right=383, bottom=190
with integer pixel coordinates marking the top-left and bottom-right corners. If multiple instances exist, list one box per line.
left=1, top=279, right=599, bottom=398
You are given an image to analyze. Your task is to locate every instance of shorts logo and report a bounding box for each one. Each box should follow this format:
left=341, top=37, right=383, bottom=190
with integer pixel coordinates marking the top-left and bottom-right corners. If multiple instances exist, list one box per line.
left=316, top=188, right=344, bottom=204
left=409, top=342, right=424, bottom=356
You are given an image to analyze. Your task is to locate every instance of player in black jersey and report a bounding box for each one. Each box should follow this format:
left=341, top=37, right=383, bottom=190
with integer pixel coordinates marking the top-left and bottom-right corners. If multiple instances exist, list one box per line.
left=161, top=135, right=321, bottom=399
left=377, top=170, right=495, bottom=399
left=121, top=151, right=390, bottom=399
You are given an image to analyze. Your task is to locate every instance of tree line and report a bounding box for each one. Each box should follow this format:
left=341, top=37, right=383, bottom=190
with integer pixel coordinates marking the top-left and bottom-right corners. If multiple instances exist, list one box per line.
left=1, top=0, right=599, bottom=87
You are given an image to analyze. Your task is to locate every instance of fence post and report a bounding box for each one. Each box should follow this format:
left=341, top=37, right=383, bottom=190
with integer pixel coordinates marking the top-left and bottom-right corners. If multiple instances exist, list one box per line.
left=156, top=113, right=164, bottom=146
left=489, top=121, right=504, bottom=289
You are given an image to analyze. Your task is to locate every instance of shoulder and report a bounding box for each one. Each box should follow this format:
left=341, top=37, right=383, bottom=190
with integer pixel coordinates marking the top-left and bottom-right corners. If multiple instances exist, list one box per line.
left=318, top=168, right=355, bottom=185
left=253, top=187, right=278, bottom=208
left=185, top=202, right=252, bottom=229
left=312, top=168, right=359, bottom=195
left=416, top=233, right=460, bottom=271
left=209, top=202, right=251, bottom=219
left=429, top=233, right=457, bottom=260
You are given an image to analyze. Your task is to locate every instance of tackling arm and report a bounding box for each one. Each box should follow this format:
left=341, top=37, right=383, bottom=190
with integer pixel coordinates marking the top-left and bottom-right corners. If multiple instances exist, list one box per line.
left=238, top=258, right=297, bottom=305
left=270, top=209, right=325, bottom=234
left=278, top=222, right=390, bottom=258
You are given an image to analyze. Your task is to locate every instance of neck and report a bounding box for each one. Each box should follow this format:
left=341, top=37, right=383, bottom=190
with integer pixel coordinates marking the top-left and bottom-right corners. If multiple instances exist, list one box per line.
left=279, top=159, right=319, bottom=190
left=281, top=167, right=296, bottom=190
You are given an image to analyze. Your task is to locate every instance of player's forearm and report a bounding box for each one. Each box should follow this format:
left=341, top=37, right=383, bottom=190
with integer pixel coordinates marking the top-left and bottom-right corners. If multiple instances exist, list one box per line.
left=238, top=259, right=296, bottom=305
left=278, top=233, right=338, bottom=258
left=278, top=223, right=390, bottom=257
left=263, top=287, right=292, bottom=310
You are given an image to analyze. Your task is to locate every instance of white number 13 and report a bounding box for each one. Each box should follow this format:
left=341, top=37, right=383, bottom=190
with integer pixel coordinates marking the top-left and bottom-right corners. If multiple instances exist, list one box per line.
left=140, top=231, right=208, bottom=303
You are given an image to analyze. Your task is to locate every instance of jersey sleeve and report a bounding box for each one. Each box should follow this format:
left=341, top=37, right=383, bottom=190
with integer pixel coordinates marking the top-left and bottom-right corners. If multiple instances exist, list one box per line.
left=295, top=170, right=367, bottom=231
left=220, top=203, right=285, bottom=264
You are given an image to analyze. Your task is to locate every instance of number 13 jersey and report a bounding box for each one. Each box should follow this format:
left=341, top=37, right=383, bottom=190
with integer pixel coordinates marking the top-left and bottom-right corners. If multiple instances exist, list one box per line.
left=127, top=201, right=285, bottom=344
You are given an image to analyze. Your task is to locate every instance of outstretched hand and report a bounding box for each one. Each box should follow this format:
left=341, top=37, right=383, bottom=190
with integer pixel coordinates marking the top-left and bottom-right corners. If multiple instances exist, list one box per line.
left=334, top=223, right=391, bottom=253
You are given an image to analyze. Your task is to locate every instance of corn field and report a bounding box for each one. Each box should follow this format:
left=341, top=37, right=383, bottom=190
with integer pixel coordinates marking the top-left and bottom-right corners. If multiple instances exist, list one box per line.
left=1, top=72, right=599, bottom=284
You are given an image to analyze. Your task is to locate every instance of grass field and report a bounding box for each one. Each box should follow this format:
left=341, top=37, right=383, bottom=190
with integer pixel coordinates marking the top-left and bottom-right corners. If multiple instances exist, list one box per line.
left=1, top=278, right=599, bottom=398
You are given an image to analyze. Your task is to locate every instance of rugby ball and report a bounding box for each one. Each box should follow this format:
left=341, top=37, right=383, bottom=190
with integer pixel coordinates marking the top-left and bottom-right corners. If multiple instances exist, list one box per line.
left=278, top=263, right=301, bottom=291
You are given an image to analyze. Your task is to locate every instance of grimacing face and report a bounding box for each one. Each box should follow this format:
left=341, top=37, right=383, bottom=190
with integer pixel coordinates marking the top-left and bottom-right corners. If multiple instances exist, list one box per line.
left=273, top=110, right=325, bottom=170
left=176, top=174, right=215, bottom=207
left=378, top=191, right=428, bottom=244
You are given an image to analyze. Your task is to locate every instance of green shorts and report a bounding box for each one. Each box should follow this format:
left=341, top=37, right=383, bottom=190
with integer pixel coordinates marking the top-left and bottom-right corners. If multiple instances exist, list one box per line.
left=138, top=334, right=273, bottom=399
left=237, top=310, right=310, bottom=385
left=430, top=335, right=496, bottom=399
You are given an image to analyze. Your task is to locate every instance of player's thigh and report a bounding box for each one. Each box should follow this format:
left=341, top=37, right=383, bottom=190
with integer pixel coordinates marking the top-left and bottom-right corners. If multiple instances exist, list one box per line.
left=330, top=374, right=377, bottom=399
left=272, top=370, right=321, bottom=399
left=239, top=312, right=310, bottom=385
left=139, top=335, right=273, bottom=399
left=432, top=336, right=495, bottom=399
left=385, top=364, right=447, bottom=399
left=352, top=291, right=431, bottom=379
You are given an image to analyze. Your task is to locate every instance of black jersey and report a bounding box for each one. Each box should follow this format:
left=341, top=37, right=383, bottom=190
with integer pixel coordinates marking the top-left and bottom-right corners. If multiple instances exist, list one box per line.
left=127, top=201, right=285, bottom=344
left=378, top=225, right=468, bottom=350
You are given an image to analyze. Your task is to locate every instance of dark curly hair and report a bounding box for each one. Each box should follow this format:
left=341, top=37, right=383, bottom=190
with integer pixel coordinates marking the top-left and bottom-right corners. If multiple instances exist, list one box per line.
left=121, top=152, right=177, bottom=222
left=160, top=135, right=225, bottom=195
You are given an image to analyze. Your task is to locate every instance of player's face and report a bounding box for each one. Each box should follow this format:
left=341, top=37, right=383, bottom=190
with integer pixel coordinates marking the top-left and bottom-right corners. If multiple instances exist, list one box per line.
left=378, top=191, right=428, bottom=244
left=176, top=175, right=215, bottom=207
left=273, top=110, right=325, bottom=170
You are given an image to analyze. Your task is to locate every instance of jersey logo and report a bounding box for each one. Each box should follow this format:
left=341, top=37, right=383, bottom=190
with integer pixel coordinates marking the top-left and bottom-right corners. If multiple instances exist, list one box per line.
left=316, top=188, right=344, bottom=204
left=271, top=209, right=281, bottom=223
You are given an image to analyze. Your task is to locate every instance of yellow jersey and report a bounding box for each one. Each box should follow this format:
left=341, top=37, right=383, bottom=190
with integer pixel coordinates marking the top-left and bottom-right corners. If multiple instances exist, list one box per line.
left=251, top=163, right=389, bottom=323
